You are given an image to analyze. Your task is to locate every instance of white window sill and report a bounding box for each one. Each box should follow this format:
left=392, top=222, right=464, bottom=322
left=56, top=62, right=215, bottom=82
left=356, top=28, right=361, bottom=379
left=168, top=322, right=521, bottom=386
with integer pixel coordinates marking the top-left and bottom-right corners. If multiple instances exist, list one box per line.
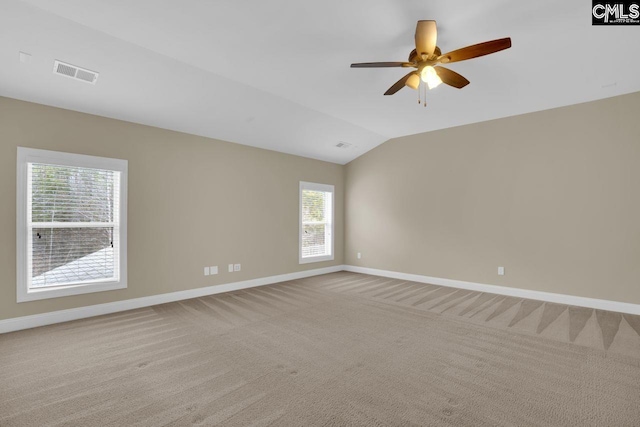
left=17, top=280, right=127, bottom=303
left=299, top=255, right=334, bottom=264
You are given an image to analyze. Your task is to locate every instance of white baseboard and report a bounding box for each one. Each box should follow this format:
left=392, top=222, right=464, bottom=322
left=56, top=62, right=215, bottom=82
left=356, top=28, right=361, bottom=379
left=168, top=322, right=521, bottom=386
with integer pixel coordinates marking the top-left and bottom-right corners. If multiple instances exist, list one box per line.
left=343, top=265, right=640, bottom=315
left=5, top=264, right=638, bottom=334
left=0, top=265, right=345, bottom=334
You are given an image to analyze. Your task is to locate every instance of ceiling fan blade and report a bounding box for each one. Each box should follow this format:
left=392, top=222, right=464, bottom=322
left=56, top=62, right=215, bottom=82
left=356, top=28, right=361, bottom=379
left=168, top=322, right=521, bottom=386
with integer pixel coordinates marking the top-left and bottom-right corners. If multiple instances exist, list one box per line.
left=415, top=20, right=437, bottom=58
left=434, top=66, right=469, bottom=89
left=439, top=37, right=511, bottom=64
left=351, top=62, right=412, bottom=68
left=384, top=72, right=416, bottom=95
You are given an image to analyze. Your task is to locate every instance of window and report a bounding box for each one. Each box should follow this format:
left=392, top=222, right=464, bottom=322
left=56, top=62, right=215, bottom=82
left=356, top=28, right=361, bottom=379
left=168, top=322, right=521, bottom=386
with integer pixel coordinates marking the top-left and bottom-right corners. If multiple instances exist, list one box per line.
left=17, top=147, right=127, bottom=302
left=299, top=181, right=334, bottom=264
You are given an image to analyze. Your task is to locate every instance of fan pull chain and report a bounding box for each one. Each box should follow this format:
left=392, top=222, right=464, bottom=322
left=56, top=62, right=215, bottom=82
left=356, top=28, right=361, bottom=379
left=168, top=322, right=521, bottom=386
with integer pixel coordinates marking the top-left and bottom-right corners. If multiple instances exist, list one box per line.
left=423, top=82, right=427, bottom=107
left=417, top=81, right=421, bottom=105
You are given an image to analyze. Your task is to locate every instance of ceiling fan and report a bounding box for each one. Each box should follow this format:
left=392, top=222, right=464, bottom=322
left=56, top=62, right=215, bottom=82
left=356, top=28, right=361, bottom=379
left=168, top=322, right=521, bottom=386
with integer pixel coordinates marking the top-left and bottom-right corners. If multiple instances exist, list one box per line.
left=351, top=21, right=511, bottom=105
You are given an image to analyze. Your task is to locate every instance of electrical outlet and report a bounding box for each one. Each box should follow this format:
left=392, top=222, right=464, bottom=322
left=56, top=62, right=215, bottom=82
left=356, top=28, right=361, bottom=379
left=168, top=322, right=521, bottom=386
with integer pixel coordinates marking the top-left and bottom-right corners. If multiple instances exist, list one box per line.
left=210, top=266, right=218, bottom=275
left=234, top=264, right=241, bottom=272
left=204, top=266, right=210, bottom=276
left=228, top=264, right=234, bottom=273
left=357, top=252, right=362, bottom=259
left=498, top=266, right=505, bottom=276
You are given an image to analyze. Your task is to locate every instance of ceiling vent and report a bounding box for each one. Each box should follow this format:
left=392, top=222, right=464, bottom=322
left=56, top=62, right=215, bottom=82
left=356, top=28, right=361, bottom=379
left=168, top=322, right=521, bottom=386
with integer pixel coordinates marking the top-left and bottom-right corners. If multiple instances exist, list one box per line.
left=336, top=141, right=352, bottom=149
left=53, top=60, right=99, bottom=84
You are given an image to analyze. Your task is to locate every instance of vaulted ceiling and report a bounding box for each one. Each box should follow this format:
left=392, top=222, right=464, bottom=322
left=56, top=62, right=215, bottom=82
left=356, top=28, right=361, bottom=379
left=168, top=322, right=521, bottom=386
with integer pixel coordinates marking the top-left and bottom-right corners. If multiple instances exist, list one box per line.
left=1, top=0, right=639, bottom=164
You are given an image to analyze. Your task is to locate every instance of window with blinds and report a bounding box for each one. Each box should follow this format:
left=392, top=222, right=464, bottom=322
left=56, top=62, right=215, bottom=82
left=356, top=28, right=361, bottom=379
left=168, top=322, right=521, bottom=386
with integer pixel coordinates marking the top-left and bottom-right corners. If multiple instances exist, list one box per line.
left=299, top=182, right=334, bottom=263
left=17, top=148, right=128, bottom=302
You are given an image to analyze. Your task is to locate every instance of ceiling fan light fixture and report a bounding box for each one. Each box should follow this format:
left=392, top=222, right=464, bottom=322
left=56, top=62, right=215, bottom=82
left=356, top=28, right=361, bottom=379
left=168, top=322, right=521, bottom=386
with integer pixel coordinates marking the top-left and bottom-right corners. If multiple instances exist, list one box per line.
left=350, top=20, right=511, bottom=100
left=421, top=66, right=442, bottom=89
left=406, top=73, right=420, bottom=90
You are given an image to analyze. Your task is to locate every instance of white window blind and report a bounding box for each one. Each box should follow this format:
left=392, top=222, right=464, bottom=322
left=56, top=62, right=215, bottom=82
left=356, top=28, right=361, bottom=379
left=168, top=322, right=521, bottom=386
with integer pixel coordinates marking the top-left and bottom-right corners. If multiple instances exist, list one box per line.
left=29, top=163, right=120, bottom=288
left=300, top=182, right=334, bottom=263
left=17, top=148, right=128, bottom=302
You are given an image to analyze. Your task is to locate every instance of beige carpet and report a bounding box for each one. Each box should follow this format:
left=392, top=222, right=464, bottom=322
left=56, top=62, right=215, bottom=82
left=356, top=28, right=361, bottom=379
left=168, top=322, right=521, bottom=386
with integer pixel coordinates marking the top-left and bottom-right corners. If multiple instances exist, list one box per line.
left=1, top=272, right=640, bottom=426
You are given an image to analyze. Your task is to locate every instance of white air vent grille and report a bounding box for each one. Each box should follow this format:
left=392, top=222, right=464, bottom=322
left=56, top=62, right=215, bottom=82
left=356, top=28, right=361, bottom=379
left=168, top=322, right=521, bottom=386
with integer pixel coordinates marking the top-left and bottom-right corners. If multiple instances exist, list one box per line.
left=53, top=60, right=99, bottom=84
left=75, top=69, right=96, bottom=83
left=56, top=62, right=76, bottom=77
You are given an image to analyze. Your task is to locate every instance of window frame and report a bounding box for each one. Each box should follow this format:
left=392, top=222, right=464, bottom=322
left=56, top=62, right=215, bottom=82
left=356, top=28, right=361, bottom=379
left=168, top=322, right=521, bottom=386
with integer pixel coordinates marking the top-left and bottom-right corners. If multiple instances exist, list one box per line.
left=16, top=147, right=128, bottom=302
left=299, top=181, right=334, bottom=264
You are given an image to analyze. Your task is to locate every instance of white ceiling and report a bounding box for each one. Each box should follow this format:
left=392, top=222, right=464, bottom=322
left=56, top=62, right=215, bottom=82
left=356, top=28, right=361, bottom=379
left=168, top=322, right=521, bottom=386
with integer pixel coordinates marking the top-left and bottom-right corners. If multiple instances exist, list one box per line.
left=1, top=0, right=639, bottom=164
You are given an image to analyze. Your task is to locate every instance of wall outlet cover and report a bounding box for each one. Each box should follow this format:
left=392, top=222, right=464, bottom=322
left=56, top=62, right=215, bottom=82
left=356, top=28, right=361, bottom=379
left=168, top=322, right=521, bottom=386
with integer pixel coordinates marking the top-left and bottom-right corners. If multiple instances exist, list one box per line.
left=498, top=266, right=505, bottom=276
left=210, top=266, right=218, bottom=275
left=234, top=264, right=241, bottom=272
left=228, top=264, right=234, bottom=272
left=204, top=266, right=210, bottom=276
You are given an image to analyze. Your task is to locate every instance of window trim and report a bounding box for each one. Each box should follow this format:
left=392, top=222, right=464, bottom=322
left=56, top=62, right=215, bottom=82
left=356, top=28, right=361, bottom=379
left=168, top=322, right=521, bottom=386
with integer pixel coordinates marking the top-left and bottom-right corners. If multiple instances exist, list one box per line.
left=16, top=147, right=128, bottom=302
left=299, top=181, right=334, bottom=264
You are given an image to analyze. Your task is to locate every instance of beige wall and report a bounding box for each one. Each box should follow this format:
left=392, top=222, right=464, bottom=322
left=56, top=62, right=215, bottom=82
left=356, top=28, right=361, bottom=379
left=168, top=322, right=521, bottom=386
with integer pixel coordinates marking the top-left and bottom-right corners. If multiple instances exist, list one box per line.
left=346, top=92, right=640, bottom=305
left=3, top=91, right=639, bottom=321
left=0, top=96, right=344, bottom=320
